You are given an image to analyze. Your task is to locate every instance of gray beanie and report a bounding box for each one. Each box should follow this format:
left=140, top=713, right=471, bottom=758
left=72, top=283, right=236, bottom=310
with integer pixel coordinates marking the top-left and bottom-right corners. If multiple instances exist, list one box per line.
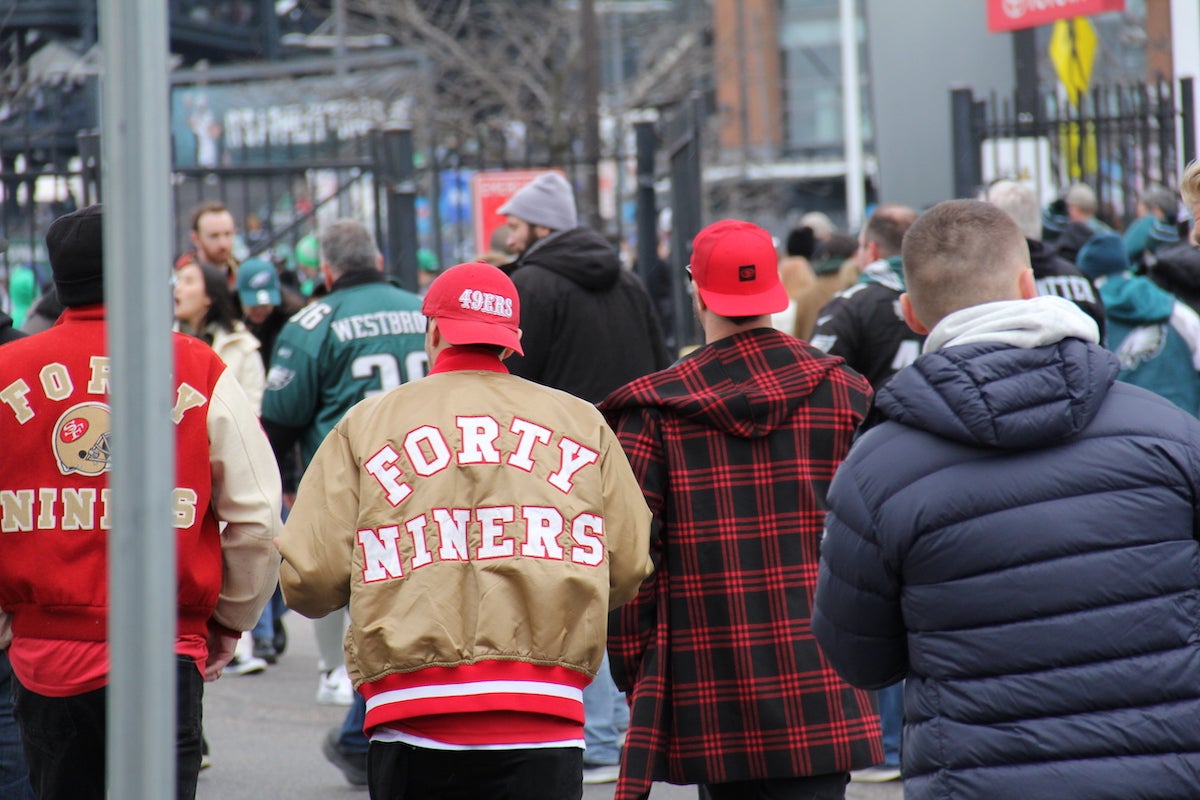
left=497, top=172, right=578, bottom=231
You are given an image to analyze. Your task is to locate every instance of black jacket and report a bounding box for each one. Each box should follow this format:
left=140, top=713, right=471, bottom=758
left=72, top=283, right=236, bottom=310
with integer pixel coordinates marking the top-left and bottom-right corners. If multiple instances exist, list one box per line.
left=0, top=312, right=26, bottom=346
left=1028, top=238, right=1106, bottom=342
left=505, top=227, right=671, bottom=403
left=811, top=265, right=923, bottom=390
left=1146, top=241, right=1200, bottom=316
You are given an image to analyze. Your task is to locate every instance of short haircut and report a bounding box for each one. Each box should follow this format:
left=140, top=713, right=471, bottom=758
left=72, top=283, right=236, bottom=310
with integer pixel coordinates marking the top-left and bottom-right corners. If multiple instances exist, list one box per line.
left=816, top=232, right=858, bottom=261
left=320, top=219, right=378, bottom=274
left=798, top=211, right=835, bottom=240
left=1181, top=161, right=1200, bottom=207
left=901, top=199, right=1031, bottom=329
left=986, top=180, right=1042, bottom=240
left=1141, top=185, right=1178, bottom=217
left=191, top=200, right=231, bottom=232
left=862, top=204, right=918, bottom=257
left=1064, top=182, right=1098, bottom=214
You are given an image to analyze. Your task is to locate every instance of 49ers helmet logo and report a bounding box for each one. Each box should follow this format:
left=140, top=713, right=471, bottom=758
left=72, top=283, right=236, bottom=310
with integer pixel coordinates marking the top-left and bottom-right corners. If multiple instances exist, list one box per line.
left=53, top=402, right=112, bottom=476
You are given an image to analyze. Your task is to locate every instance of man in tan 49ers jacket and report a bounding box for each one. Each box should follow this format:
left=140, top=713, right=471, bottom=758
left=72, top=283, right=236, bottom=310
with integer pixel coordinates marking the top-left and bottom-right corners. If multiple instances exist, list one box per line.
left=278, top=260, right=652, bottom=800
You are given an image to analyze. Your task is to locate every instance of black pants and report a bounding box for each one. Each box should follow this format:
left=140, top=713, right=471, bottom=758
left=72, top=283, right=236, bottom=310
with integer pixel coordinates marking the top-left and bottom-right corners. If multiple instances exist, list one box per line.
left=700, top=772, right=850, bottom=800
left=12, top=655, right=204, bottom=800
left=367, top=741, right=583, bottom=800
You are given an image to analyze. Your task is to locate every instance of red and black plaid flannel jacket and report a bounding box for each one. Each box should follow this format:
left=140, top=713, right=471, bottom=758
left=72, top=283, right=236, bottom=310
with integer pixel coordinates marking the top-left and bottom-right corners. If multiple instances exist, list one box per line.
left=599, top=327, right=883, bottom=799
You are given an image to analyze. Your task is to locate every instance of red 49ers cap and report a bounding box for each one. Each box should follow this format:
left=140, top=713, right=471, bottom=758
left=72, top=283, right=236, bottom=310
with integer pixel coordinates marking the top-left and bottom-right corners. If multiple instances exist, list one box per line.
left=421, top=261, right=523, bottom=355
left=689, top=219, right=789, bottom=317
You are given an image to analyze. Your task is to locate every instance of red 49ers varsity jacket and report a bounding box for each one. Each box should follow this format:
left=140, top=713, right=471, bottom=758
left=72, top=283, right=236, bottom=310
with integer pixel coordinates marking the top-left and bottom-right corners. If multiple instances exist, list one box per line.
left=0, top=306, right=281, bottom=694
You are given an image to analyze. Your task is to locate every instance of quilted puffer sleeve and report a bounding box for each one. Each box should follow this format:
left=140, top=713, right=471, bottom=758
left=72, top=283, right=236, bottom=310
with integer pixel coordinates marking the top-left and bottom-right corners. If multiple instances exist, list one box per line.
left=812, top=455, right=907, bottom=690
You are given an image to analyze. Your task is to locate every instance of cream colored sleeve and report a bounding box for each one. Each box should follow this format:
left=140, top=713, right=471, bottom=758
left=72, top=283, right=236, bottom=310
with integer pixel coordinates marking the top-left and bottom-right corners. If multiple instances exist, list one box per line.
left=234, top=346, right=266, bottom=417
left=208, top=369, right=282, bottom=632
left=599, top=425, right=654, bottom=610
left=277, top=423, right=360, bottom=619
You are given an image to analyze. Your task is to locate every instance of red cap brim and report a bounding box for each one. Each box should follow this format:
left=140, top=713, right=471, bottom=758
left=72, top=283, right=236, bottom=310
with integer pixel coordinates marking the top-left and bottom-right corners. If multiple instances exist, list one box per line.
left=696, top=281, right=790, bottom=317
left=437, top=316, right=524, bottom=355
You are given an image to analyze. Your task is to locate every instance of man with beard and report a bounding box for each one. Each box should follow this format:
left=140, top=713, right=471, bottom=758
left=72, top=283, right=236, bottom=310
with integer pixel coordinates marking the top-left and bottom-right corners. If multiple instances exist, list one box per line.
left=175, top=201, right=240, bottom=289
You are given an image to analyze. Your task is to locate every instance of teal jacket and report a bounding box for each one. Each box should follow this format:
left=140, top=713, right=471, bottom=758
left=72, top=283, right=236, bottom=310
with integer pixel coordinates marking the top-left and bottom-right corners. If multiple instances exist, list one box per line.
left=1101, top=273, right=1200, bottom=415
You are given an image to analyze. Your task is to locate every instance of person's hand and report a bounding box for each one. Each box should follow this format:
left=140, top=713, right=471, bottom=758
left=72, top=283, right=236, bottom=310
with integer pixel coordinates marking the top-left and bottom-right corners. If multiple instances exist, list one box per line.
left=204, top=630, right=240, bottom=681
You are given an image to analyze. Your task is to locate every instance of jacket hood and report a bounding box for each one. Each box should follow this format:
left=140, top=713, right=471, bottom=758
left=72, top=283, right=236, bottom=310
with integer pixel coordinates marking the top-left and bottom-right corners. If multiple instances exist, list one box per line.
left=876, top=298, right=1116, bottom=449
left=516, top=227, right=621, bottom=291
left=602, top=328, right=858, bottom=439
left=1098, top=274, right=1175, bottom=325
left=876, top=338, right=1118, bottom=449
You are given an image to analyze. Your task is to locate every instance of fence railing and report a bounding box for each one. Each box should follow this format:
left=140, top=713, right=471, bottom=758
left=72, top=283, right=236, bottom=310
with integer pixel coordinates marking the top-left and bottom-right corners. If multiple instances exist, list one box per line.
left=952, top=77, right=1196, bottom=228
left=0, top=110, right=705, bottom=347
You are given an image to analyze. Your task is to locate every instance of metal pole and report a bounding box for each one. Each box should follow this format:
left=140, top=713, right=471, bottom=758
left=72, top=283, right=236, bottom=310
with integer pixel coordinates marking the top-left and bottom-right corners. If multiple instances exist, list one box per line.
left=333, top=0, right=348, bottom=80
left=840, top=0, right=864, bottom=230
left=383, top=128, right=418, bottom=291
left=1182, top=77, right=1196, bottom=170
left=78, top=130, right=102, bottom=205
left=582, top=0, right=603, bottom=229
left=98, top=0, right=177, bottom=797
left=610, top=8, right=626, bottom=247
left=951, top=87, right=983, bottom=200
left=634, top=119, right=658, bottom=284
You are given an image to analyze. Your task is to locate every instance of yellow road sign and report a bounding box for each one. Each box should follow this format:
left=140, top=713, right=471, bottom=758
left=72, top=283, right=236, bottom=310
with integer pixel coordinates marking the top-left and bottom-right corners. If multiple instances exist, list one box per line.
left=1049, top=18, right=1097, bottom=107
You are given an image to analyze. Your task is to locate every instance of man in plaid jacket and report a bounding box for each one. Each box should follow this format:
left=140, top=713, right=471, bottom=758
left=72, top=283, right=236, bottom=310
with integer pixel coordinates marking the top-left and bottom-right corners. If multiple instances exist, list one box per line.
left=600, top=219, right=883, bottom=800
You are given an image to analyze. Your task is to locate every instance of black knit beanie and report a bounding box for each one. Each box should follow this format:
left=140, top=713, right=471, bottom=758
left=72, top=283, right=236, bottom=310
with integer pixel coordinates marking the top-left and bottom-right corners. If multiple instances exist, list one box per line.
left=46, top=204, right=104, bottom=307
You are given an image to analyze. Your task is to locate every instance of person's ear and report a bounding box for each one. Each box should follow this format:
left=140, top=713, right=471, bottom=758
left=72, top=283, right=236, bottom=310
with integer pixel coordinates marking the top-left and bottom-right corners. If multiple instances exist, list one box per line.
left=1018, top=266, right=1037, bottom=299
left=899, top=293, right=929, bottom=335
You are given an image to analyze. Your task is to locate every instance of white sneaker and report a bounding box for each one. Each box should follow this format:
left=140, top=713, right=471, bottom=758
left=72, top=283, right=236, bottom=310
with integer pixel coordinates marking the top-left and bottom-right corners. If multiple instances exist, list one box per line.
left=850, top=765, right=902, bottom=783
left=225, top=654, right=268, bottom=676
left=582, top=763, right=620, bottom=784
left=224, top=631, right=267, bottom=676
left=316, top=664, right=354, bottom=706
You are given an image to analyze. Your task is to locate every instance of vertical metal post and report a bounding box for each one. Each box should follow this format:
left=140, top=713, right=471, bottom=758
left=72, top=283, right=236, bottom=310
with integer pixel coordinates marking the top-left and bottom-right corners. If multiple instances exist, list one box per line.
left=260, top=0, right=281, bottom=61
left=77, top=130, right=102, bottom=205
left=369, top=129, right=386, bottom=256
left=840, top=0, right=864, bottom=231
left=333, top=0, right=348, bottom=80
left=668, top=97, right=702, bottom=350
left=634, top=119, right=658, bottom=284
left=1012, top=29, right=1039, bottom=133
left=98, top=0, right=177, bottom=797
left=581, top=0, right=603, bottom=229
left=951, top=87, right=982, bottom=199
left=382, top=127, right=418, bottom=292
left=1181, top=77, right=1196, bottom=169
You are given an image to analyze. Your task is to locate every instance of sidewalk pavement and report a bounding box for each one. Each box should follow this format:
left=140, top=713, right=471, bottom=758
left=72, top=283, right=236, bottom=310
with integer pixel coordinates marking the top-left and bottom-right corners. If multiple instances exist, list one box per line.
left=197, top=617, right=901, bottom=800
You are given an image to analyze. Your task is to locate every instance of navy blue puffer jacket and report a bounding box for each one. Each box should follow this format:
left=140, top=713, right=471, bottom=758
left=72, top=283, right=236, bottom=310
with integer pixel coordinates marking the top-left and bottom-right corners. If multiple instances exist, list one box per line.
left=813, top=336, right=1200, bottom=800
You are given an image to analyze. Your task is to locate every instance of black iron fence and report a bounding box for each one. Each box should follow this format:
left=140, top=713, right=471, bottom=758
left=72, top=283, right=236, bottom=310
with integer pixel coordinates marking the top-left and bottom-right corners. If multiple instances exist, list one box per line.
left=952, top=77, right=1196, bottom=227
left=0, top=108, right=706, bottom=346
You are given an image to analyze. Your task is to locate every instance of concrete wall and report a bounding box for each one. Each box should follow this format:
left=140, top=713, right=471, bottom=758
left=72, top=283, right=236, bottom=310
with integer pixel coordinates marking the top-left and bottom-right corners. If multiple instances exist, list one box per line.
left=863, top=0, right=1015, bottom=211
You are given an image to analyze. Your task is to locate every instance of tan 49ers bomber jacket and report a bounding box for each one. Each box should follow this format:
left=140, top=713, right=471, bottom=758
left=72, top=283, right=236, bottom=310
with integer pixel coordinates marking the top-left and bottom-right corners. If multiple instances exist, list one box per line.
left=278, top=357, right=653, bottom=737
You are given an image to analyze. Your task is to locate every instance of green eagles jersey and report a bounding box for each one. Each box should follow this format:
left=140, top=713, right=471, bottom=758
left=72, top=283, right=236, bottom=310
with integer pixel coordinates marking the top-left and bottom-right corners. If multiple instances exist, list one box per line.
left=262, top=278, right=427, bottom=466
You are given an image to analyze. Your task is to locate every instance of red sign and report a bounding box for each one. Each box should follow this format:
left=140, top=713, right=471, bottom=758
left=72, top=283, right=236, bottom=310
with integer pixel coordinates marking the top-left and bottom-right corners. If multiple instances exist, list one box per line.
left=987, top=0, right=1125, bottom=32
left=470, top=169, right=562, bottom=258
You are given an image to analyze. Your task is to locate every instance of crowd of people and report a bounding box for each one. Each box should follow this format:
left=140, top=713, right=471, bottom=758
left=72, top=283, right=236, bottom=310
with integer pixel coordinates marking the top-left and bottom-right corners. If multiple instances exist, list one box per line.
left=1, top=161, right=1200, bottom=800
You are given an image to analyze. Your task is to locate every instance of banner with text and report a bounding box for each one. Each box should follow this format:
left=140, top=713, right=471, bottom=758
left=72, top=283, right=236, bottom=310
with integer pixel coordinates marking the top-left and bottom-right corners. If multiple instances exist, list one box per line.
left=987, top=0, right=1125, bottom=33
